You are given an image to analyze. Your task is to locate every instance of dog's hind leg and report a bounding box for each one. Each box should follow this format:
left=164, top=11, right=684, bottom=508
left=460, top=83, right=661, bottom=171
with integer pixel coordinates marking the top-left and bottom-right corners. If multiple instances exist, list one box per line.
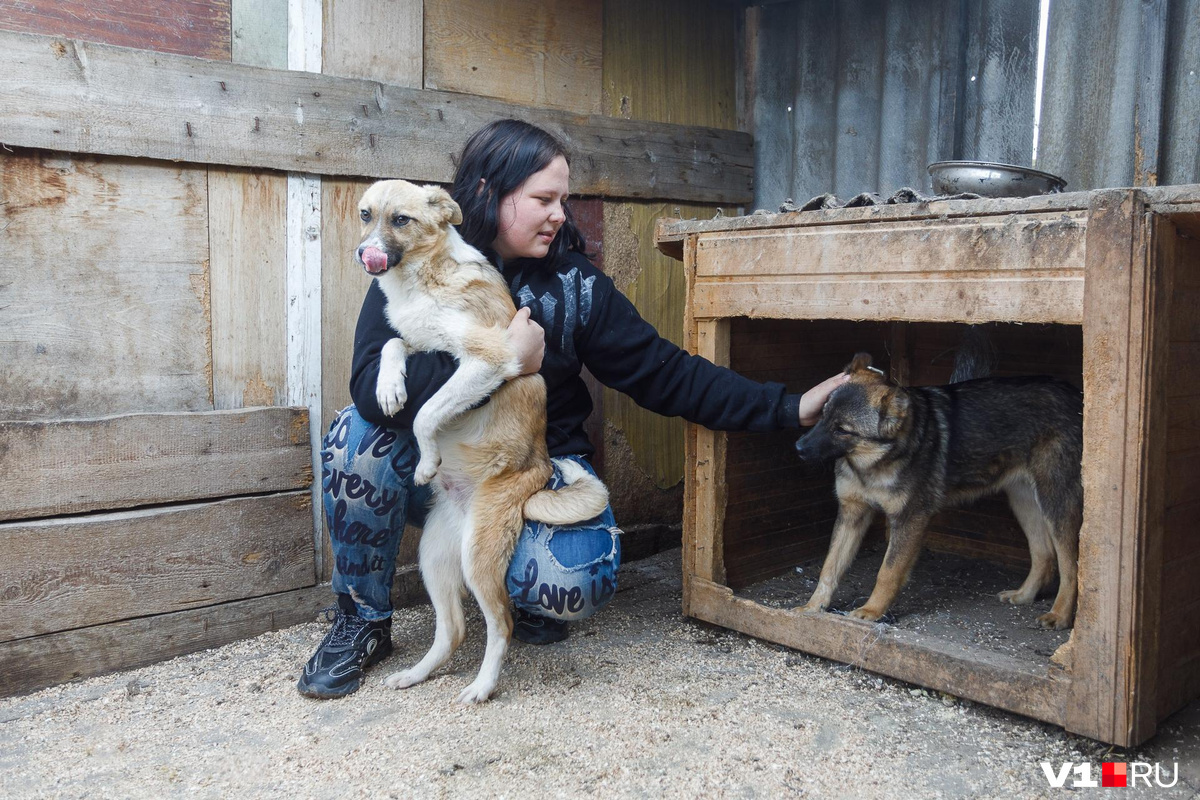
left=1037, top=479, right=1081, bottom=630
left=384, top=502, right=467, bottom=689
left=849, top=512, right=931, bottom=622
left=457, top=474, right=539, bottom=704
left=801, top=498, right=875, bottom=613
left=998, top=477, right=1056, bottom=606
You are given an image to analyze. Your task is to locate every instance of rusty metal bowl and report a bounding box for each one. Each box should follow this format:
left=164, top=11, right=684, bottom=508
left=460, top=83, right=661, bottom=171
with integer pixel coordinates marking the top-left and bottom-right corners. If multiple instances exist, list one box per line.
left=928, top=161, right=1067, bottom=198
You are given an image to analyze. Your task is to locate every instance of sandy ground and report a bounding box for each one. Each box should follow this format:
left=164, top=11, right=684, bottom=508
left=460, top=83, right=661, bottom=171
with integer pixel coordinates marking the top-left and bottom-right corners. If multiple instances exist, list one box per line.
left=1, top=549, right=1197, bottom=799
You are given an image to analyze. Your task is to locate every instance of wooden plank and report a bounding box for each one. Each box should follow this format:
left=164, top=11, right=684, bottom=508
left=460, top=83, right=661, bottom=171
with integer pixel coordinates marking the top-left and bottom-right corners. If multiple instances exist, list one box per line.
left=695, top=213, right=1088, bottom=278
left=0, top=29, right=752, bottom=204
left=0, top=150, right=212, bottom=420
left=689, top=577, right=1068, bottom=725
left=0, top=408, right=312, bottom=521
left=323, top=0, right=422, bottom=87
left=426, top=0, right=601, bottom=113
left=688, top=212, right=1087, bottom=324
left=1067, top=191, right=1162, bottom=747
left=603, top=0, right=736, bottom=128
left=208, top=168, right=289, bottom=409
left=0, top=584, right=331, bottom=698
left=232, top=0, right=287, bottom=68
left=287, top=0, right=326, bottom=578
left=658, top=192, right=1099, bottom=240
left=0, top=0, right=232, bottom=60
left=692, top=319, right=729, bottom=586
left=0, top=492, right=316, bottom=641
left=691, top=274, right=1084, bottom=325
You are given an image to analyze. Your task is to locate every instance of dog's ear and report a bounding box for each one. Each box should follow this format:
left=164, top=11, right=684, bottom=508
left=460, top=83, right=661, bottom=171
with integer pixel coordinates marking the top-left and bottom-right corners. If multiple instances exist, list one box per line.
left=845, top=352, right=874, bottom=374
left=878, top=388, right=910, bottom=438
left=426, top=186, right=463, bottom=226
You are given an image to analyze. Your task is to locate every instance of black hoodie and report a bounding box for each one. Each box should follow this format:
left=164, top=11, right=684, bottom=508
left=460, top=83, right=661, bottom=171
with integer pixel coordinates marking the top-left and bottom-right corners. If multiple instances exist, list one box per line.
left=348, top=250, right=802, bottom=458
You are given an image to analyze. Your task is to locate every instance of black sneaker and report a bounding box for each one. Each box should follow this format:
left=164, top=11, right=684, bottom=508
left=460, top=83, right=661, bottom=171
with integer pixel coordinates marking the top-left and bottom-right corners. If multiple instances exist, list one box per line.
left=297, top=595, right=393, bottom=699
left=512, top=607, right=569, bottom=645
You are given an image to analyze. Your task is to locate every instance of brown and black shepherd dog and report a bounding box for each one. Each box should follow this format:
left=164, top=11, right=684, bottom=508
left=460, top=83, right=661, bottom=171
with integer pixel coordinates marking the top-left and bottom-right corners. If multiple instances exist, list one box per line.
left=794, top=353, right=1083, bottom=630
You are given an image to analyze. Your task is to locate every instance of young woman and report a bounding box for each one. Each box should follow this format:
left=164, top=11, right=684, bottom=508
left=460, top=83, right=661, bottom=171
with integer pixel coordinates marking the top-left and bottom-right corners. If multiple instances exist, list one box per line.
left=298, top=119, right=846, bottom=698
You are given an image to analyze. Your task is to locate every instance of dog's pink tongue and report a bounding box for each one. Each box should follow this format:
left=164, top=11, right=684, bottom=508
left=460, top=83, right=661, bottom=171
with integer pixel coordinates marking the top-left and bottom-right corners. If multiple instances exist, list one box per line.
left=362, top=247, right=388, bottom=274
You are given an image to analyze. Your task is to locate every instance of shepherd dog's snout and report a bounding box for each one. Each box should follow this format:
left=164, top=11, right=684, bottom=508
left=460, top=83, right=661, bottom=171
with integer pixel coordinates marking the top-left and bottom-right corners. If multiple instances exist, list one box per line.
left=794, top=424, right=841, bottom=462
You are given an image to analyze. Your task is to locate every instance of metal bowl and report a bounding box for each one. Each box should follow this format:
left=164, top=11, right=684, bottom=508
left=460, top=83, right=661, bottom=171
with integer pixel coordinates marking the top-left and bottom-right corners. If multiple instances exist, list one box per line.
left=928, top=161, right=1067, bottom=198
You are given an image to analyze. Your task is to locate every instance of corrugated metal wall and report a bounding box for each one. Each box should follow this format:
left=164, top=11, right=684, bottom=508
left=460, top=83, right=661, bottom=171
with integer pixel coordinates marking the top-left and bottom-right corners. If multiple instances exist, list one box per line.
left=754, top=0, right=1199, bottom=208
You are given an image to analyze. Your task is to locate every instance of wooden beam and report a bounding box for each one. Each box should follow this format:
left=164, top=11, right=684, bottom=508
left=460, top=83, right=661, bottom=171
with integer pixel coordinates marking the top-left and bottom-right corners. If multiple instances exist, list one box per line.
left=0, top=0, right=232, bottom=60
left=1067, top=190, right=1162, bottom=747
left=0, top=29, right=753, bottom=204
left=689, top=577, right=1068, bottom=724
left=0, top=491, right=316, bottom=641
left=0, top=408, right=312, bottom=521
left=0, top=584, right=332, bottom=698
left=692, top=318, right=730, bottom=587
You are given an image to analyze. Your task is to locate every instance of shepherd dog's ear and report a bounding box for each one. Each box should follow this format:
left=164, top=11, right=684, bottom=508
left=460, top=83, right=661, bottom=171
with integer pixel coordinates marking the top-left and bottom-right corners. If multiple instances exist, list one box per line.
left=426, top=185, right=463, bottom=226
left=845, top=352, right=874, bottom=374
left=878, top=387, right=911, bottom=438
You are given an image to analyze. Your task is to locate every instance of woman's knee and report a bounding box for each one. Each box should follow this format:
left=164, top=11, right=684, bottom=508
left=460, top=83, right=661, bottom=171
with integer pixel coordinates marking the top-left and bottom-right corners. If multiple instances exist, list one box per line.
left=507, top=523, right=622, bottom=622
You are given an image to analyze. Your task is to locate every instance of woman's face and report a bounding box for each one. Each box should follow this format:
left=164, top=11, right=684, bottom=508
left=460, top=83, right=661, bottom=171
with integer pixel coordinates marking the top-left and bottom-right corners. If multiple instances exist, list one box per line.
left=492, top=155, right=570, bottom=261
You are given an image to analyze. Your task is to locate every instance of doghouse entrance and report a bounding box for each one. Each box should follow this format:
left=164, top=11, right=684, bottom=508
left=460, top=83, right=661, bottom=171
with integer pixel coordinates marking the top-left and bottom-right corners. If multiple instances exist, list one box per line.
left=721, top=319, right=1083, bottom=668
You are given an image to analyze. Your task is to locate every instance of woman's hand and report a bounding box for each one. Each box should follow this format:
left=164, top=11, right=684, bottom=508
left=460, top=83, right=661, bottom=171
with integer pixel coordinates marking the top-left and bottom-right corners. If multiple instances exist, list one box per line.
left=798, top=373, right=850, bottom=426
left=508, top=306, right=545, bottom=375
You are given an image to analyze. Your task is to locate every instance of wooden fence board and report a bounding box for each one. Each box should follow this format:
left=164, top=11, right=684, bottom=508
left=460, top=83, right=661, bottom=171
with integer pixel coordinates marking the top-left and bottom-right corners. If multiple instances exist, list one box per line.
left=0, top=408, right=311, bottom=521
left=232, top=0, right=287, bottom=69
left=0, top=584, right=331, bottom=698
left=209, top=168, right=289, bottom=410
left=425, top=0, right=599, bottom=113
left=0, top=0, right=232, bottom=60
left=0, top=29, right=752, bottom=204
left=0, top=492, right=315, bottom=641
left=323, top=0, right=422, bottom=86
left=0, top=150, right=212, bottom=420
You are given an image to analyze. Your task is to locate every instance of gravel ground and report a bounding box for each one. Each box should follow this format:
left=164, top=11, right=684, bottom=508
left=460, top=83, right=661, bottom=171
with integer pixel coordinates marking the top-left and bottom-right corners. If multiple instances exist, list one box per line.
left=1, top=549, right=1197, bottom=799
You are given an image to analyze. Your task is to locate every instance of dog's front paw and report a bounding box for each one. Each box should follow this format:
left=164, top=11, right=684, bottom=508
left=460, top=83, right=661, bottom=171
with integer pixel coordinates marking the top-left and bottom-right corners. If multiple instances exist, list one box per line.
left=457, top=679, right=497, bottom=705
left=413, top=454, right=441, bottom=486
left=848, top=606, right=884, bottom=622
left=799, top=599, right=827, bottom=614
left=1036, top=611, right=1072, bottom=631
left=376, top=378, right=408, bottom=416
left=998, top=588, right=1035, bottom=606
left=384, top=668, right=426, bottom=690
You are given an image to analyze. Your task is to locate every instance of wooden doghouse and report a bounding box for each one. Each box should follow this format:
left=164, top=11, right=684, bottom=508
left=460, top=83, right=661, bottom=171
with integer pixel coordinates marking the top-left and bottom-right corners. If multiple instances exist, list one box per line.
left=657, top=186, right=1200, bottom=747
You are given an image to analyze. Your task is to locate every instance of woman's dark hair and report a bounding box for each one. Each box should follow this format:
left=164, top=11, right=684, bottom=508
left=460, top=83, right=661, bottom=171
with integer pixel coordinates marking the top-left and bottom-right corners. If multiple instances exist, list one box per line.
left=450, top=119, right=588, bottom=266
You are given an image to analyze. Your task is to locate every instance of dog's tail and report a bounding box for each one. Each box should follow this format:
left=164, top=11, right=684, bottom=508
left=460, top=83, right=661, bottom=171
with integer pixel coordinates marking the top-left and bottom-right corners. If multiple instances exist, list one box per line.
left=524, top=458, right=609, bottom=525
left=949, top=324, right=996, bottom=383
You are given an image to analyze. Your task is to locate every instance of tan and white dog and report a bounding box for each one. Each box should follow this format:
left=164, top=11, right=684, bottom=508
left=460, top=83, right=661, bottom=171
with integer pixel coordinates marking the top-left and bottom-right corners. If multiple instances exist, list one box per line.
left=355, top=179, right=608, bottom=703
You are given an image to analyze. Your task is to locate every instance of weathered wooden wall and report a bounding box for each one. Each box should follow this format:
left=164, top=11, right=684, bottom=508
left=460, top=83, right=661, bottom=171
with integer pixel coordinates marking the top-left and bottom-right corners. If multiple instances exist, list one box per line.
left=0, top=0, right=748, bottom=693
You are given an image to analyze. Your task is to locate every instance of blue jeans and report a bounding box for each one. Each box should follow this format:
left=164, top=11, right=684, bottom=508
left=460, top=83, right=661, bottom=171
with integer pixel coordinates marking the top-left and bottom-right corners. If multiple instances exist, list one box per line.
left=322, top=405, right=621, bottom=623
